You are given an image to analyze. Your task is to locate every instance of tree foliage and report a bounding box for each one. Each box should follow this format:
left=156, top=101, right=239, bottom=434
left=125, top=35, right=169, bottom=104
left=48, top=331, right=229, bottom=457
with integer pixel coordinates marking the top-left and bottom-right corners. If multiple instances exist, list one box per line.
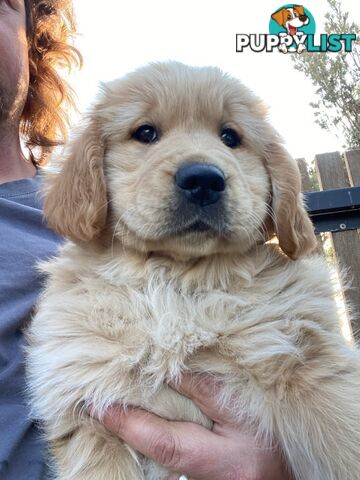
left=292, top=0, right=360, bottom=148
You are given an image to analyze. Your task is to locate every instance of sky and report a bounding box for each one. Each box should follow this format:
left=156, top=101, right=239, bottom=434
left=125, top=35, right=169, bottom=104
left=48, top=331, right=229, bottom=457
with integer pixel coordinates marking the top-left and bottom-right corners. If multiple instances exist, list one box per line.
left=68, top=0, right=359, bottom=163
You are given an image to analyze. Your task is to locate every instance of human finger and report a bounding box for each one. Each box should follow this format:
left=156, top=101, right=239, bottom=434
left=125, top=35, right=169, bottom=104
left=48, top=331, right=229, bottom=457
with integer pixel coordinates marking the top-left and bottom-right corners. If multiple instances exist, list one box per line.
left=91, top=405, right=232, bottom=479
left=169, top=373, right=233, bottom=425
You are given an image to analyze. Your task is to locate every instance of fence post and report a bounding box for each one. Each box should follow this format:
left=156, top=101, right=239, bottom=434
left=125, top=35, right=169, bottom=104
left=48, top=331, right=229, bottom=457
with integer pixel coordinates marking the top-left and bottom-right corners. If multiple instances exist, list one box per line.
left=344, top=150, right=360, bottom=187
left=298, top=158, right=315, bottom=192
left=315, top=152, right=360, bottom=340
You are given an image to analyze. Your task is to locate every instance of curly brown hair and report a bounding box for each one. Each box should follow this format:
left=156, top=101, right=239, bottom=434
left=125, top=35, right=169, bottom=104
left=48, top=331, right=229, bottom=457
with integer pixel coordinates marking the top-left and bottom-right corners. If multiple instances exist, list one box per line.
left=22, top=0, right=82, bottom=165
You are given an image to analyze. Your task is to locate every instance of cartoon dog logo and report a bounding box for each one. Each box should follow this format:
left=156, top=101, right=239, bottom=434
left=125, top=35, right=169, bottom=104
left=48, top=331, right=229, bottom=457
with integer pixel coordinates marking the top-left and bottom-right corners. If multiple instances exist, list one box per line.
left=236, top=6, right=354, bottom=55
left=271, top=5, right=309, bottom=53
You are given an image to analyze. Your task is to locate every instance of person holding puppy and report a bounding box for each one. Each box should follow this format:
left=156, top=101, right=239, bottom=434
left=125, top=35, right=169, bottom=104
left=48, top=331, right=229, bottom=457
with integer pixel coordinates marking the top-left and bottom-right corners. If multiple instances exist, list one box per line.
left=0, top=1, right=290, bottom=479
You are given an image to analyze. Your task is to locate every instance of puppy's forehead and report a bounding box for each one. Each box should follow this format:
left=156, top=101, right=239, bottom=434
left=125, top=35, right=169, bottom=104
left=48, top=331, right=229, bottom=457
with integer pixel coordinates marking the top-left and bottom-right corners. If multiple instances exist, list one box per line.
left=101, top=63, right=261, bottom=130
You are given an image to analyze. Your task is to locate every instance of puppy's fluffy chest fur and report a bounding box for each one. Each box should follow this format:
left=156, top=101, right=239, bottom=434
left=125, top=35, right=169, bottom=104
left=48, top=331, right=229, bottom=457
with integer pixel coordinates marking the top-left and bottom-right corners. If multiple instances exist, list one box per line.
left=28, top=241, right=360, bottom=480
left=32, top=241, right=341, bottom=413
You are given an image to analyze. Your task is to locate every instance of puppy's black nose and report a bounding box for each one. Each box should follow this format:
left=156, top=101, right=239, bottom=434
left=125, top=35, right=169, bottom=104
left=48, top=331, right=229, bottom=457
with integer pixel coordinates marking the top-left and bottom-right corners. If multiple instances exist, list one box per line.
left=299, top=14, right=307, bottom=21
left=175, top=163, right=226, bottom=207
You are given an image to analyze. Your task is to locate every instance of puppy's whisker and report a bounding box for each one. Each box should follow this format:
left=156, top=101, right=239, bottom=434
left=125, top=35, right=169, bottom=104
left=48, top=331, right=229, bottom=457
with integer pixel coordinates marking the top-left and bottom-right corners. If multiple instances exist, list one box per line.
left=249, top=210, right=267, bottom=242
left=237, top=225, right=253, bottom=250
left=111, top=215, right=124, bottom=258
left=266, top=204, right=278, bottom=234
left=248, top=210, right=268, bottom=256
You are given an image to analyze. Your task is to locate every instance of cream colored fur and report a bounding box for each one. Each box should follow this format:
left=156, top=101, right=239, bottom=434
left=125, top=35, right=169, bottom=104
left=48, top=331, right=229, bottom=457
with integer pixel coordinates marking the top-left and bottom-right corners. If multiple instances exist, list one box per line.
left=26, top=62, right=360, bottom=480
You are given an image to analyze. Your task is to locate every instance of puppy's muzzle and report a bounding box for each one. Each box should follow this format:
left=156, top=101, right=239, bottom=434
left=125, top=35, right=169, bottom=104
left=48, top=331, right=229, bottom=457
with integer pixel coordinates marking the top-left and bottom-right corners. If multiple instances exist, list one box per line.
left=175, top=163, right=226, bottom=207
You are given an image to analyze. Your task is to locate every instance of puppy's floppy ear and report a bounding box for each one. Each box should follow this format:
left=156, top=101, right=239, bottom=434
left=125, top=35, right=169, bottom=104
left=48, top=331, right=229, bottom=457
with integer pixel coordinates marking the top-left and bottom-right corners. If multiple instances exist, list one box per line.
left=265, top=143, right=316, bottom=260
left=271, top=8, right=287, bottom=26
left=293, top=5, right=305, bottom=16
left=43, top=117, right=107, bottom=242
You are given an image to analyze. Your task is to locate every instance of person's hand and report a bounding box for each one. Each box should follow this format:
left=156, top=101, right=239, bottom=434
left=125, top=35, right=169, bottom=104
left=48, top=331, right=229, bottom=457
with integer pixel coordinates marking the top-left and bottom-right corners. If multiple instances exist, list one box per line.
left=90, top=374, right=292, bottom=480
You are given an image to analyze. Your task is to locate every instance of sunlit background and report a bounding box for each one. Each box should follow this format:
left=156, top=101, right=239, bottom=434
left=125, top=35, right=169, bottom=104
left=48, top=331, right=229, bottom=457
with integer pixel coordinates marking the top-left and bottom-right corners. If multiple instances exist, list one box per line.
left=69, top=0, right=359, bottom=162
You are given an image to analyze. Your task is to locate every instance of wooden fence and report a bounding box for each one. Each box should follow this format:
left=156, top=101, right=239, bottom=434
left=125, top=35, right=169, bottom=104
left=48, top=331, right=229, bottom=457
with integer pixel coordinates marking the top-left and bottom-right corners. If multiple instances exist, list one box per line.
left=297, top=150, right=360, bottom=341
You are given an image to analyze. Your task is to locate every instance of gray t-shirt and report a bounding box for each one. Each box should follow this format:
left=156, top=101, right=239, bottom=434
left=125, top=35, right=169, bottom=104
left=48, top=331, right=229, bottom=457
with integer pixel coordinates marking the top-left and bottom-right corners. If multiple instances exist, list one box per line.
left=0, top=170, right=62, bottom=479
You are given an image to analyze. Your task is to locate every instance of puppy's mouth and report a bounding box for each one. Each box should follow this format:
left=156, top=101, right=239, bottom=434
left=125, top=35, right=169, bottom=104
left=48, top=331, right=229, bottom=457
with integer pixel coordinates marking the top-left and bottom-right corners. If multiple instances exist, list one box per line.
left=174, top=220, right=216, bottom=236
left=164, top=205, right=229, bottom=238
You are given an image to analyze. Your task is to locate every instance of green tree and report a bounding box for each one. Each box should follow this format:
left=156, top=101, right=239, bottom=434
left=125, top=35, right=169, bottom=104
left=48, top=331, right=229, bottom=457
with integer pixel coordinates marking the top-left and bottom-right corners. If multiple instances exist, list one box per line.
left=292, top=0, right=360, bottom=148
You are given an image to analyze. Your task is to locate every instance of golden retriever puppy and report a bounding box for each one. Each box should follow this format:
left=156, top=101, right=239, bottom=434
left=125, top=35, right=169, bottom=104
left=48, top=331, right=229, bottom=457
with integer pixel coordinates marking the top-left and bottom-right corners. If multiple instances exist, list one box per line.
left=26, top=62, right=360, bottom=480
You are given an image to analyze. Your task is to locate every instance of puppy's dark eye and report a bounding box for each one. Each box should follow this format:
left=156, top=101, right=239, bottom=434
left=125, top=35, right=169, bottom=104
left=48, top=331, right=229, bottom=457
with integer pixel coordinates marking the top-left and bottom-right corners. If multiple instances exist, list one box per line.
left=132, top=125, right=158, bottom=144
left=220, top=128, right=241, bottom=149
